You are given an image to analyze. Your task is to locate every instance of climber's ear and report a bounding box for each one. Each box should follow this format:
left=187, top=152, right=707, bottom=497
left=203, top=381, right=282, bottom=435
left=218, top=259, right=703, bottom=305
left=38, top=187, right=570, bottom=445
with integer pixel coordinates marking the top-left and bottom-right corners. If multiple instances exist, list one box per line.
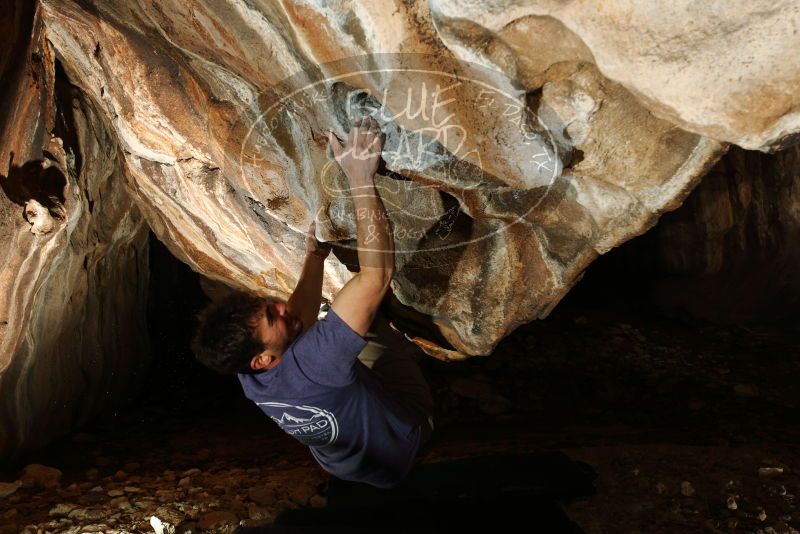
left=250, top=352, right=274, bottom=371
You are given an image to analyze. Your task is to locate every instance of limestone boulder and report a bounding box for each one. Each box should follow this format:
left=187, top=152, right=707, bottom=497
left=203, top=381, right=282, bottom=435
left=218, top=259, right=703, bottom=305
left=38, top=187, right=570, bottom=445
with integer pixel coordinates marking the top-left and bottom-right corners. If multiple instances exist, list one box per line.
left=30, top=0, right=731, bottom=357
left=0, top=0, right=150, bottom=459
left=430, top=0, right=800, bottom=152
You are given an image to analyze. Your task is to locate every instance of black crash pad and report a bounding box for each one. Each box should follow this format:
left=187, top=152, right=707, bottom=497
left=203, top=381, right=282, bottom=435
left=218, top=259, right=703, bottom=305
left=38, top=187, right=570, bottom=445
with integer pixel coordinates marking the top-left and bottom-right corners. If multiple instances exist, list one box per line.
left=234, top=451, right=597, bottom=533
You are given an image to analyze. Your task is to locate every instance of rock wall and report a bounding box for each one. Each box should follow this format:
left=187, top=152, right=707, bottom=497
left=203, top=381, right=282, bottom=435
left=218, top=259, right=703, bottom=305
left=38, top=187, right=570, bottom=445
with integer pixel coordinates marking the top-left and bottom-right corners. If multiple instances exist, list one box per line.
left=31, top=0, right=735, bottom=356
left=653, top=143, right=800, bottom=323
left=0, top=1, right=150, bottom=459
left=0, top=0, right=798, bottom=457
left=430, top=0, right=800, bottom=152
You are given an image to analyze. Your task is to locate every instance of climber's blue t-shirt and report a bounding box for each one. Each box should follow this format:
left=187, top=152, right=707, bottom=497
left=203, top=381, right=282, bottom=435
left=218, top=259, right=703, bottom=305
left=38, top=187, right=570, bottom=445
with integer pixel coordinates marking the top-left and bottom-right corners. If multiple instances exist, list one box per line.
left=237, top=308, right=423, bottom=488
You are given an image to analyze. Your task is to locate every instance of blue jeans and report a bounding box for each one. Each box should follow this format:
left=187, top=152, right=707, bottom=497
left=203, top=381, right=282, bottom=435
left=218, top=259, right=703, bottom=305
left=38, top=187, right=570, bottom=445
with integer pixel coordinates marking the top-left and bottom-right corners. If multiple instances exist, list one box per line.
left=356, top=312, right=435, bottom=450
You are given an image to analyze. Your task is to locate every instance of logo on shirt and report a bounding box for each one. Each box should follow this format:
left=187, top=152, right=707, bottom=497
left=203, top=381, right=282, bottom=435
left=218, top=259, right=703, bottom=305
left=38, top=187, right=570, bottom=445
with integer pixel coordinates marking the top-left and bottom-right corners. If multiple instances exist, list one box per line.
left=257, top=402, right=339, bottom=447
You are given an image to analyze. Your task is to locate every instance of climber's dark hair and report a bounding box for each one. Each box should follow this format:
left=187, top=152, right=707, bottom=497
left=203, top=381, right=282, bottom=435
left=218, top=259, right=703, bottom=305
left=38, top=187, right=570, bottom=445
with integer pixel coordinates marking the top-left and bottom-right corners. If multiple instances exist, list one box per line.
left=191, top=291, right=268, bottom=375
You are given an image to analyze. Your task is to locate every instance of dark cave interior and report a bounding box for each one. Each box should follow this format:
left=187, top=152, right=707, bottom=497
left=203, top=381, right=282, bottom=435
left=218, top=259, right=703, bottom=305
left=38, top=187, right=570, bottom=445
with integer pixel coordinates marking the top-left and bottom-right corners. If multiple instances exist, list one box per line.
left=4, top=202, right=799, bottom=532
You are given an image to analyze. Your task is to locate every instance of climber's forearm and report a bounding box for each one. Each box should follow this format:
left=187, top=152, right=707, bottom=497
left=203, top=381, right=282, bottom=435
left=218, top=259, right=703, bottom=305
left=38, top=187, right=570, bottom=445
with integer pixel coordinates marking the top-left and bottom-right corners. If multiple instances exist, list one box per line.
left=287, top=251, right=326, bottom=332
left=349, top=174, right=394, bottom=285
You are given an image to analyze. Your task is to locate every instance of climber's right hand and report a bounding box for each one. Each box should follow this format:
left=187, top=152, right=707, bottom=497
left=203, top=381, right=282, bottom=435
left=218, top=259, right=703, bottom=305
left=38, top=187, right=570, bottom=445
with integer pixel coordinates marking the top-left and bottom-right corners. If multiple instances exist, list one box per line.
left=327, top=116, right=383, bottom=188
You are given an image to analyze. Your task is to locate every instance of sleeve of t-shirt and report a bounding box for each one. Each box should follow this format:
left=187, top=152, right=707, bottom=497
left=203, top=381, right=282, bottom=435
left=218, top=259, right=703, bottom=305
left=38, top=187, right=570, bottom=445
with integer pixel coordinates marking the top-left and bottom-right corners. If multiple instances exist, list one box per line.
left=290, top=308, right=368, bottom=387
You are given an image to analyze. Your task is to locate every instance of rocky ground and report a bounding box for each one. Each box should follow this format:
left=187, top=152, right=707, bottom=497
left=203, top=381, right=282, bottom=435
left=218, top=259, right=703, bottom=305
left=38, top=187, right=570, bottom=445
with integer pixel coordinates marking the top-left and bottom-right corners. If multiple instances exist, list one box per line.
left=1, top=291, right=798, bottom=533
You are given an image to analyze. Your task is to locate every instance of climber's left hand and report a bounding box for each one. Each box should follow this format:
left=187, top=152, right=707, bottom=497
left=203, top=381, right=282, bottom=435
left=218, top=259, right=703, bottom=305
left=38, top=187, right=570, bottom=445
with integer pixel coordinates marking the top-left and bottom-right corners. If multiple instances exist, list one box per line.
left=305, top=221, right=331, bottom=260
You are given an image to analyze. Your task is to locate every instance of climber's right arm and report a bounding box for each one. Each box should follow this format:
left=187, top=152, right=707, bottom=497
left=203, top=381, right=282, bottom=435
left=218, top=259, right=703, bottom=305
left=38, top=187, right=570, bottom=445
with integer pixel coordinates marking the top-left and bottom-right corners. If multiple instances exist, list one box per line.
left=327, top=117, right=394, bottom=337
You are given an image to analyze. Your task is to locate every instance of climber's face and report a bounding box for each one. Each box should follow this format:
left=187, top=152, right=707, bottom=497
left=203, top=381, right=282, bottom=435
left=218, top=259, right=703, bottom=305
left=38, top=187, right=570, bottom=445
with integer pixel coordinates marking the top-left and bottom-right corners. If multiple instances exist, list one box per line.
left=249, top=299, right=303, bottom=371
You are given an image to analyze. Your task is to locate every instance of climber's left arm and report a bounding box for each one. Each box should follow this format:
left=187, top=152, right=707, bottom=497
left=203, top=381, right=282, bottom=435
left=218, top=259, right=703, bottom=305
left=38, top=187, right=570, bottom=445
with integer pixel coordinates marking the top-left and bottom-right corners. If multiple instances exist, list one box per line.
left=287, top=222, right=331, bottom=332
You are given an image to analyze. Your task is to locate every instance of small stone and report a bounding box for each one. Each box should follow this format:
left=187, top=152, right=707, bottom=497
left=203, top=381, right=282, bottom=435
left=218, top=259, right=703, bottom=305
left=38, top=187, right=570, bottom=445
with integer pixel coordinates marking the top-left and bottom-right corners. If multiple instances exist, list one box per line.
left=150, top=515, right=176, bottom=534
left=0, top=480, right=22, bottom=498
left=80, top=524, right=109, bottom=532
left=229, top=498, right=247, bottom=514
left=758, top=509, right=767, bottom=521
left=85, top=468, right=99, bottom=480
left=734, top=383, right=760, bottom=398
left=759, top=467, right=784, bottom=477
left=109, top=496, right=131, bottom=509
left=727, top=496, right=738, bottom=510
left=154, top=505, right=187, bottom=526
left=48, top=503, right=78, bottom=517
left=134, top=498, right=156, bottom=509
left=107, top=489, right=125, bottom=497
left=124, top=486, right=143, bottom=493
left=163, top=470, right=176, bottom=482
left=113, top=470, right=128, bottom=481
left=181, top=468, right=201, bottom=477
left=247, top=505, right=271, bottom=521
left=240, top=518, right=272, bottom=528
left=89, top=485, right=103, bottom=492
left=178, top=477, right=191, bottom=487
left=248, top=486, right=277, bottom=506
left=680, top=481, right=695, bottom=497
left=310, top=494, right=327, bottom=508
left=68, top=507, right=106, bottom=521
left=20, top=463, right=62, bottom=489
left=197, top=510, right=238, bottom=530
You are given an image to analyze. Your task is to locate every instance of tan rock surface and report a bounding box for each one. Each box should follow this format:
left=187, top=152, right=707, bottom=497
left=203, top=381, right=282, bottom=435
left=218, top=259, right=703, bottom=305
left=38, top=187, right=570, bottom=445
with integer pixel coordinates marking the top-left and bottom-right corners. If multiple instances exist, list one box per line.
left=430, top=0, right=800, bottom=152
left=0, top=1, right=150, bottom=459
left=652, top=144, right=800, bottom=322
left=31, top=0, right=727, bottom=356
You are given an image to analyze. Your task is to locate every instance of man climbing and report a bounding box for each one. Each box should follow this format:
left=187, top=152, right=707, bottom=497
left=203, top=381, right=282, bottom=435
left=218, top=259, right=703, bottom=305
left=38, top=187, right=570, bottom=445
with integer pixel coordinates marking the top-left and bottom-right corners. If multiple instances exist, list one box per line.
left=191, top=116, right=435, bottom=489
